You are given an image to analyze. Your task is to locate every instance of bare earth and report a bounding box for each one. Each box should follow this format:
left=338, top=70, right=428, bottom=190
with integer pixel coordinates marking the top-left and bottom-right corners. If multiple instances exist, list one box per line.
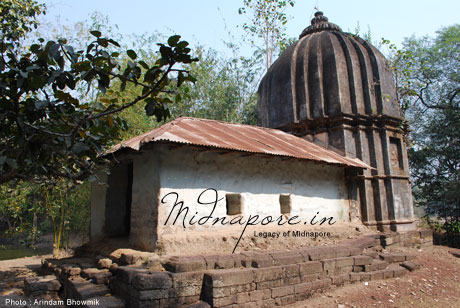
left=0, top=254, right=52, bottom=308
left=1, top=245, right=460, bottom=308
left=286, top=245, right=460, bottom=308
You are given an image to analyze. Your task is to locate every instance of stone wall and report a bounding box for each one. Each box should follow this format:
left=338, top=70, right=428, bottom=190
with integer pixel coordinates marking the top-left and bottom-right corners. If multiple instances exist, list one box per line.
left=256, top=12, right=416, bottom=232
left=105, top=229, right=431, bottom=308
left=39, top=230, right=431, bottom=307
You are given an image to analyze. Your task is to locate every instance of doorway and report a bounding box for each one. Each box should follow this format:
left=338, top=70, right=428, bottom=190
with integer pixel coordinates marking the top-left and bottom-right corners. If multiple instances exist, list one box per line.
left=105, top=162, right=133, bottom=237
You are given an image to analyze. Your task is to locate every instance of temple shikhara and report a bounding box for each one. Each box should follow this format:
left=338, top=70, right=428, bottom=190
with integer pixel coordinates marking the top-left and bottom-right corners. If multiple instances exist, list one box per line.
left=258, top=11, right=415, bottom=231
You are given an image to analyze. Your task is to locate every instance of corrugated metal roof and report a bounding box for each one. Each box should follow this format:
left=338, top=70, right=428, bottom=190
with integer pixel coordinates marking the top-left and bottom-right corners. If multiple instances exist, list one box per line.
left=108, top=117, right=369, bottom=169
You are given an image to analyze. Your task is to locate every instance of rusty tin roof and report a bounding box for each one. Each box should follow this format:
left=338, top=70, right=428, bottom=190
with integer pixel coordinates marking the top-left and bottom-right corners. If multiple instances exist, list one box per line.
left=108, top=117, right=369, bottom=169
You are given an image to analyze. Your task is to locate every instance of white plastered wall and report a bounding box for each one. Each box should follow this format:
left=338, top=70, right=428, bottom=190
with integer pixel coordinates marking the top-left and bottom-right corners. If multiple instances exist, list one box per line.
left=148, top=144, right=350, bottom=236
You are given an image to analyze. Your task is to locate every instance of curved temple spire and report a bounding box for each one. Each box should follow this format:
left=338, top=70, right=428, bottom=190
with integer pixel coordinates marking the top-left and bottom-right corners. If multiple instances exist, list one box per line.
left=257, top=12, right=415, bottom=232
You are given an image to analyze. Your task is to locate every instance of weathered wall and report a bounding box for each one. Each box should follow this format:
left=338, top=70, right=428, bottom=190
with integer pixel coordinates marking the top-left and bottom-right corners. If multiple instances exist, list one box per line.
left=255, top=12, right=415, bottom=232
left=149, top=144, right=350, bottom=236
left=342, top=126, right=415, bottom=231
left=302, top=122, right=415, bottom=231
left=129, top=150, right=161, bottom=250
left=94, top=143, right=356, bottom=251
left=90, top=172, right=107, bottom=241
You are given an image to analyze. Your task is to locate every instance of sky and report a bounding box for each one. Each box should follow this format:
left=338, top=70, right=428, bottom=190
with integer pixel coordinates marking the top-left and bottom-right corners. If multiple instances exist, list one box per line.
left=39, top=0, right=460, bottom=57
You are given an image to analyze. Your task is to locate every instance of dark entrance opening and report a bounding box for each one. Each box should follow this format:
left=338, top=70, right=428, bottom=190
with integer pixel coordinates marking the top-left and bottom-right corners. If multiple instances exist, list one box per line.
left=105, top=162, right=133, bottom=237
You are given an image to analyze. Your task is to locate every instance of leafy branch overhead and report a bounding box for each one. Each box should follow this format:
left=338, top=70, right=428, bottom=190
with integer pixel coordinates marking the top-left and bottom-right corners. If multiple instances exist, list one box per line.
left=0, top=0, right=198, bottom=185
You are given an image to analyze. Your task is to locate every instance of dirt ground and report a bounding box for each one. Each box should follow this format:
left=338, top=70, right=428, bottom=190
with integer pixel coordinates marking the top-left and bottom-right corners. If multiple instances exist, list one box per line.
left=286, top=245, right=460, bottom=308
left=0, top=254, right=53, bottom=308
left=1, top=245, right=460, bottom=308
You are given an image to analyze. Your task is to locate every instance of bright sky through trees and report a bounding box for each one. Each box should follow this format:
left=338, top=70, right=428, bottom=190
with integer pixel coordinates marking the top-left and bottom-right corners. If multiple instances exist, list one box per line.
left=41, top=0, right=460, bottom=57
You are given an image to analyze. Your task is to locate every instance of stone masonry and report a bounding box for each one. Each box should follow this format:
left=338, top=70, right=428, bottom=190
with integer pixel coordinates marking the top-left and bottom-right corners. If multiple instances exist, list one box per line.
left=36, top=229, right=432, bottom=308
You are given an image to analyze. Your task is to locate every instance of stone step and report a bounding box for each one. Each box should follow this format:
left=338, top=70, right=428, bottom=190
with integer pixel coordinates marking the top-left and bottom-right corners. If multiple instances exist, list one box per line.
left=24, top=272, right=125, bottom=307
left=379, top=252, right=415, bottom=263
left=98, top=258, right=113, bottom=269
left=401, top=261, right=421, bottom=272
left=64, top=276, right=111, bottom=300
left=81, top=268, right=113, bottom=284
left=362, top=250, right=379, bottom=258
left=364, top=259, right=389, bottom=272
left=108, top=248, right=161, bottom=268
left=448, top=249, right=460, bottom=258
left=387, top=264, right=409, bottom=277
left=24, top=275, right=61, bottom=297
left=64, top=275, right=126, bottom=308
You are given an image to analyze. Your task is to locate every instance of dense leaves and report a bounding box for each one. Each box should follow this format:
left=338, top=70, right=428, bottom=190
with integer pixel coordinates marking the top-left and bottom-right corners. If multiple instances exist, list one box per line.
left=0, top=181, right=44, bottom=245
left=0, top=181, right=90, bottom=248
left=0, top=0, right=197, bottom=185
left=400, top=25, right=460, bottom=242
left=0, top=0, right=44, bottom=43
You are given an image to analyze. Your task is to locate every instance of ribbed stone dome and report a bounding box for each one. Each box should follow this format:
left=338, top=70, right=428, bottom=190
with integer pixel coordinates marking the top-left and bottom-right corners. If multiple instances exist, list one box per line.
left=258, top=11, right=401, bottom=129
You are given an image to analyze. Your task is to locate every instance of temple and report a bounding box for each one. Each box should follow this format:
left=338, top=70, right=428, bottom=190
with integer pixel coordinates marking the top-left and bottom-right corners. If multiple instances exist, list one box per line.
left=258, top=11, right=415, bottom=231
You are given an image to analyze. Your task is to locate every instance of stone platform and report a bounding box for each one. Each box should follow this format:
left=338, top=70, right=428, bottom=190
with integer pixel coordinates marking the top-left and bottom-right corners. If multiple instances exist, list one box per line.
left=32, top=229, right=432, bottom=308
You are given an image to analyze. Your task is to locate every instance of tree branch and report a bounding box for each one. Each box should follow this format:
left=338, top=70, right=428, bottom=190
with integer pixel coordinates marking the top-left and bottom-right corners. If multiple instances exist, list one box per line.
left=86, top=64, right=174, bottom=121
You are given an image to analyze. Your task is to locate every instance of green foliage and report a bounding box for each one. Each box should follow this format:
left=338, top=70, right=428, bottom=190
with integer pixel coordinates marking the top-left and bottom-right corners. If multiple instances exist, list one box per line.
left=352, top=21, right=376, bottom=46
left=0, top=180, right=90, bottom=249
left=41, top=181, right=90, bottom=254
left=443, top=221, right=460, bottom=234
left=0, top=180, right=89, bottom=250
left=399, top=25, right=460, bottom=243
left=0, top=0, right=197, bottom=185
left=113, top=41, right=261, bottom=140
left=170, top=46, right=259, bottom=125
left=238, top=0, right=295, bottom=71
left=278, top=36, right=297, bottom=54
left=381, top=38, right=416, bottom=113
left=0, top=2, right=263, bottom=250
left=0, top=182, right=44, bottom=246
left=30, top=18, right=165, bottom=141
left=0, top=0, right=45, bottom=43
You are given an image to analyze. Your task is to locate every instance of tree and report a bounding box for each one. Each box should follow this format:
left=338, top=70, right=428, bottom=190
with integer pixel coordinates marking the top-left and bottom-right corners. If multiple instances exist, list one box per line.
left=0, top=181, right=44, bottom=246
left=380, top=38, right=415, bottom=113
left=238, top=0, right=295, bottom=71
left=0, top=0, right=197, bottom=185
left=398, top=25, right=460, bottom=244
left=111, top=39, right=261, bottom=136
left=170, top=46, right=259, bottom=125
